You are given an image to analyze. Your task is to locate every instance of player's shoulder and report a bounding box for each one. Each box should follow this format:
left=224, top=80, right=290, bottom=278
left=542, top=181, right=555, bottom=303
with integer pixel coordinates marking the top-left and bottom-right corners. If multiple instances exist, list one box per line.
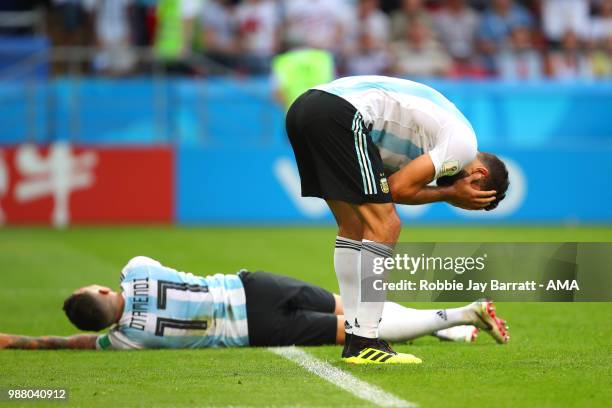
left=448, top=118, right=477, bottom=148
left=120, top=256, right=162, bottom=282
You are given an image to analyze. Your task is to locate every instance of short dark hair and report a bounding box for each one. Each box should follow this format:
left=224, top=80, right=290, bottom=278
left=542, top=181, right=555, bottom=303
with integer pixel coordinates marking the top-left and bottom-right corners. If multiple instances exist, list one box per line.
left=478, top=152, right=509, bottom=211
left=63, top=292, right=113, bottom=331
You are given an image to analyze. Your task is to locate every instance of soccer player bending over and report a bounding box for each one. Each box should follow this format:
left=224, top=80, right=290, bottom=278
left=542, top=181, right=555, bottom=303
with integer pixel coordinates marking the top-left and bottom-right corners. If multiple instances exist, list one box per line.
left=0, top=257, right=509, bottom=351
left=285, top=76, right=509, bottom=364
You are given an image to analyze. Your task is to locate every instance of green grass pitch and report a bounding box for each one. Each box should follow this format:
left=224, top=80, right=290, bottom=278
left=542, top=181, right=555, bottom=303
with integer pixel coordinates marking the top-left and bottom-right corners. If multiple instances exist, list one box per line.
left=0, top=226, right=611, bottom=407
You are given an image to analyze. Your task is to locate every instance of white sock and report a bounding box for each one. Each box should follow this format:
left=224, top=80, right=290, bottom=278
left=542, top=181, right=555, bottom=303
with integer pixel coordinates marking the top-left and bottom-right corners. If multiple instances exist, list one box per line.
left=379, top=302, right=475, bottom=343
left=353, top=240, right=393, bottom=339
left=433, top=326, right=478, bottom=342
left=334, top=236, right=361, bottom=335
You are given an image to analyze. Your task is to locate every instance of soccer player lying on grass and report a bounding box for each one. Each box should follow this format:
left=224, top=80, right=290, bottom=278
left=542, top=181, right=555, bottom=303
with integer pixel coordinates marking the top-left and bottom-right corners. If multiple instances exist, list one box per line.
left=0, top=256, right=509, bottom=357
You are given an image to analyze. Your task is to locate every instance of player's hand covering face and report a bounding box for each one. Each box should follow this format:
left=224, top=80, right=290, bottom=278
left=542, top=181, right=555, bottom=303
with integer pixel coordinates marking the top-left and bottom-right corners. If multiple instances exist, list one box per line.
left=445, top=173, right=497, bottom=210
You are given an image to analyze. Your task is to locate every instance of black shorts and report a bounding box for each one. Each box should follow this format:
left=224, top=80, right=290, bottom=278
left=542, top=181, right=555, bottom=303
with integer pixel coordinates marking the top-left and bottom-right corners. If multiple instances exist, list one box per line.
left=285, top=89, right=392, bottom=204
left=239, top=271, right=338, bottom=347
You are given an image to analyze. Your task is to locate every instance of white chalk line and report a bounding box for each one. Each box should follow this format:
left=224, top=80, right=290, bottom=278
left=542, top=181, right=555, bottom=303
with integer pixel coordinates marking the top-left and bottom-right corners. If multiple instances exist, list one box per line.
left=268, top=346, right=416, bottom=408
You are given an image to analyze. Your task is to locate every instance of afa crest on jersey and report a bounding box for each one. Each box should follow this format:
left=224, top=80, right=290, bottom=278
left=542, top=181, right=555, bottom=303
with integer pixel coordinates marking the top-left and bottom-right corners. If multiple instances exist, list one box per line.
left=440, top=160, right=460, bottom=177
left=380, top=177, right=389, bottom=193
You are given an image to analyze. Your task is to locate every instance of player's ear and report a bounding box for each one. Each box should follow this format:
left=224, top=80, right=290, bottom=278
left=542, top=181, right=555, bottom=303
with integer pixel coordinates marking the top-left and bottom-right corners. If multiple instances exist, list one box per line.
left=472, top=166, right=489, bottom=178
left=99, top=287, right=110, bottom=295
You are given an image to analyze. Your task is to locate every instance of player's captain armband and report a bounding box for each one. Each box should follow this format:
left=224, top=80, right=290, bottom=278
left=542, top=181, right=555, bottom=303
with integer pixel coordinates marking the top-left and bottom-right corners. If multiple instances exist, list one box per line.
left=96, top=334, right=113, bottom=350
left=439, top=160, right=460, bottom=177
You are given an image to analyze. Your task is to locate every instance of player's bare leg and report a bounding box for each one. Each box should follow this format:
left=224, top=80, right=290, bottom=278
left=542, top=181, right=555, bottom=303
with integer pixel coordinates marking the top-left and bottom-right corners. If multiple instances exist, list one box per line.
left=335, top=317, right=346, bottom=345
left=332, top=294, right=344, bottom=316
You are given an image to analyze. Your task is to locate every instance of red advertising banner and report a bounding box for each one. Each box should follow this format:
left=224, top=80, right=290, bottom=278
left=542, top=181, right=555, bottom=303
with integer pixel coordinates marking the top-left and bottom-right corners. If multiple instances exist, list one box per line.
left=0, top=144, right=174, bottom=225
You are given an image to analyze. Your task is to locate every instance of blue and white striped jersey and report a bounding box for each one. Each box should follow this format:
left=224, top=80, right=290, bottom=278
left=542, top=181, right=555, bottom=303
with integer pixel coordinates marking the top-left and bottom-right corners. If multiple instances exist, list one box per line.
left=96, top=257, right=248, bottom=350
left=313, top=76, right=478, bottom=179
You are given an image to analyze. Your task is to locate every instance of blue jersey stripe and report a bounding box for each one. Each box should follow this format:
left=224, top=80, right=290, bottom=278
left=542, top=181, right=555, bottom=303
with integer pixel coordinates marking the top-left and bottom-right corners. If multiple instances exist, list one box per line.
left=370, top=129, right=424, bottom=161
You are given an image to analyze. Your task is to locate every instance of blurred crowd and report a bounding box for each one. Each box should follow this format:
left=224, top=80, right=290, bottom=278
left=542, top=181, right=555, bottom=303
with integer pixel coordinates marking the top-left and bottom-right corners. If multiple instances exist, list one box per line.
left=1, top=0, right=611, bottom=79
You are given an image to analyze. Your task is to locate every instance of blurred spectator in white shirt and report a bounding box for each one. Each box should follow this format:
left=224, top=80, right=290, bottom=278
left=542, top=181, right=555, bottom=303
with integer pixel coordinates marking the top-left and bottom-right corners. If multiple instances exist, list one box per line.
left=434, top=0, right=479, bottom=60
left=548, top=30, right=593, bottom=80
left=201, top=0, right=238, bottom=71
left=83, top=0, right=135, bottom=74
left=390, top=0, right=434, bottom=41
left=345, top=0, right=390, bottom=75
left=391, top=18, right=451, bottom=77
left=235, top=0, right=280, bottom=74
left=541, top=0, right=590, bottom=43
left=284, top=0, right=346, bottom=53
left=357, top=0, right=390, bottom=46
left=84, top=0, right=131, bottom=47
left=496, top=26, right=543, bottom=80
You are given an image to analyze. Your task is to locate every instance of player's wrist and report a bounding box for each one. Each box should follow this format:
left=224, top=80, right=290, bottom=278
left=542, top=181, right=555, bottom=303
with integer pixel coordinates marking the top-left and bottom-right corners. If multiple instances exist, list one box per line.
left=438, top=185, right=455, bottom=203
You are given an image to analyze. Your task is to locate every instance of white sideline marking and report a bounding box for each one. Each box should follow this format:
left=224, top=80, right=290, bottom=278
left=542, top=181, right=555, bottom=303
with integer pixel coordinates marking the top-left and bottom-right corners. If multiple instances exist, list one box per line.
left=268, top=346, right=416, bottom=408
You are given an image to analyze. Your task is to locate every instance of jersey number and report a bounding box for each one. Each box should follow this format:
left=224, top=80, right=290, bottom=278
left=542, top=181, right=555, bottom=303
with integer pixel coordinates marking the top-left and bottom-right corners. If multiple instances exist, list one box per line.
left=157, top=280, right=209, bottom=309
left=155, top=318, right=208, bottom=336
left=155, top=280, right=209, bottom=337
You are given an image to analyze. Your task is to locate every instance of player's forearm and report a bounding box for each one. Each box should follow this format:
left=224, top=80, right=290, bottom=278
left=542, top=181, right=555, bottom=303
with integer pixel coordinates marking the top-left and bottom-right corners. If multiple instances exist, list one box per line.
left=0, top=334, right=97, bottom=350
left=391, top=185, right=452, bottom=205
left=387, top=154, right=441, bottom=205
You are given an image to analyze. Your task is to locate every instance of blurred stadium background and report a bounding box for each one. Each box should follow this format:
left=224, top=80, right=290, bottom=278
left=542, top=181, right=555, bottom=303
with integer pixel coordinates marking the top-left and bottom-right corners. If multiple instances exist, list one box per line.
left=0, top=0, right=611, bottom=226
